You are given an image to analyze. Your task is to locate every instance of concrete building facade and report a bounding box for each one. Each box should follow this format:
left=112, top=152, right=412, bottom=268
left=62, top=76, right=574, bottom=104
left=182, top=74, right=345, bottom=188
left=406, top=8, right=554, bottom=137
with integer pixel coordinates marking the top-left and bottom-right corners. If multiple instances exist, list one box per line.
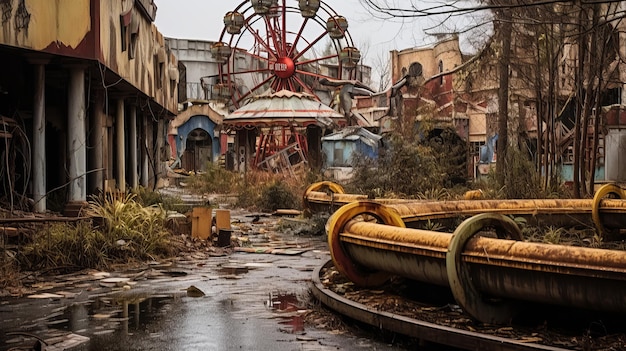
left=0, top=0, right=179, bottom=213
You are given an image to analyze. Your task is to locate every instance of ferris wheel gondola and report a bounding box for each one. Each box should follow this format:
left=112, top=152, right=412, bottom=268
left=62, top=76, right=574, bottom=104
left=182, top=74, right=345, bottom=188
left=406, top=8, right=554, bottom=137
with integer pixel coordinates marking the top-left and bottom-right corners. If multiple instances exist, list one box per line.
left=211, top=0, right=361, bottom=110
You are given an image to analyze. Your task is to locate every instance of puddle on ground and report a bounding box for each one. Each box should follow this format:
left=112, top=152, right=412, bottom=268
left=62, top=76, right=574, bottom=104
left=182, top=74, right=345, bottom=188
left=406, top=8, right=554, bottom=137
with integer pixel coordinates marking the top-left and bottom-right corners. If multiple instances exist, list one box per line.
left=1, top=289, right=310, bottom=350
left=266, top=291, right=304, bottom=333
left=0, top=293, right=178, bottom=351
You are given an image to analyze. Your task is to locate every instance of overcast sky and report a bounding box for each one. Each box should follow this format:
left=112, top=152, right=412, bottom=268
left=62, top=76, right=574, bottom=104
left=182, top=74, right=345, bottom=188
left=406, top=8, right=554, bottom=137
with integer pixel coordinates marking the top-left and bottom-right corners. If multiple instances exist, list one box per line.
left=153, top=0, right=450, bottom=64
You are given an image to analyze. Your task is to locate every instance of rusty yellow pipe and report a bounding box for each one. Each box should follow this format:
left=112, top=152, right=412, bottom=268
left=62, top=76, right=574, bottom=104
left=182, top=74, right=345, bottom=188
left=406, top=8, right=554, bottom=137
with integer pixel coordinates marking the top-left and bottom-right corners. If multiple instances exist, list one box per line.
left=327, top=200, right=626, bottom=324
left=306, top=182, right=626, bottom=237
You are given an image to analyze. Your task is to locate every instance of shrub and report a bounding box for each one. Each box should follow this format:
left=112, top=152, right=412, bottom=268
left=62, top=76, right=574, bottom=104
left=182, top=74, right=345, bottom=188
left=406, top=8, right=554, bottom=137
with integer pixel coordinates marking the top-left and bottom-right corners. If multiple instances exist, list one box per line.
left=187, top=163, right=241, bottom=194
left=258, top=180, right=299, bottom=211
left=348, top=129, right=464, bottom=198
left=473, top=148, right=571, bottom=200
left=20, top=192, right=179, bottom=271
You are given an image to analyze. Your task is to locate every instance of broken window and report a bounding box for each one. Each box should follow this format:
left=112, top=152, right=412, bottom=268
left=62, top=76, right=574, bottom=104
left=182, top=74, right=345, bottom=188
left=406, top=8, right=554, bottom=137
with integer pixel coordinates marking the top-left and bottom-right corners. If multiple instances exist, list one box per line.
left=121, top=7, right=140, bottom=59
left=155, top=48, right=166, bottom=89
left=128, top=12, right=140, bottom=59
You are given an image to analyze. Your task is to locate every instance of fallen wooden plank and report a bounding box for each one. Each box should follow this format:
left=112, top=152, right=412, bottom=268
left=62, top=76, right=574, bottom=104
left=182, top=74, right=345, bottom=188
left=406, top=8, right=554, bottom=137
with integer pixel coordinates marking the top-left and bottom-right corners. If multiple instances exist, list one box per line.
left=0, top=226, right=19, bottom=236
left=273, top=209, right=302, bottom=216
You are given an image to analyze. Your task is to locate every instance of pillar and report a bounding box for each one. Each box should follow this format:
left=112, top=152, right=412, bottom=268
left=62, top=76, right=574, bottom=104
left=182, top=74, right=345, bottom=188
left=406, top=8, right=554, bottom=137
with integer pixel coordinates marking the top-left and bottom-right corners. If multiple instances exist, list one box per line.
left=156, top=118, right=165, bottom=185
left=67, top=66, right=87, bottom=202
left=116, top=98, right=126, bottom=192
left=141, top=112, right=149, bottom=187
left=129, top=104, right=138, bottom=189
left=31, top=60, right=47, bottom=212
left=621, top=30, right=626, bottom=104
left=89, top=90, right=105, bottom=193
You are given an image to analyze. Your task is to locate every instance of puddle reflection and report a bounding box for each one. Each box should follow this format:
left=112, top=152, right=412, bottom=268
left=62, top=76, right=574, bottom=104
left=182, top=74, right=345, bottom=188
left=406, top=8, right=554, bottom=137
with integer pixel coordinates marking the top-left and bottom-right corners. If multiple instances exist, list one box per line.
left=267, top=291, right=304, bottom=333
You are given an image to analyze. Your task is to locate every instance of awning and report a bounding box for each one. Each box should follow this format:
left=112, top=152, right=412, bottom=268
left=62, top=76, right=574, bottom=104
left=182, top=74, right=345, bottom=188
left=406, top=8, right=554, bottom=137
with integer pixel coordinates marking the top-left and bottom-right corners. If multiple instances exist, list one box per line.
left=224, top=90, right=346, bottom=129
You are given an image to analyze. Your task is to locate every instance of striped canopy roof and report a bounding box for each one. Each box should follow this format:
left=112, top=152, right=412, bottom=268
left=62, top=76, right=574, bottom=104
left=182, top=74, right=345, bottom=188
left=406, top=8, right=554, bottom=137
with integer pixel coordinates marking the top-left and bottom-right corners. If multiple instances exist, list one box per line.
left=224, top=90, right=346, bottom=129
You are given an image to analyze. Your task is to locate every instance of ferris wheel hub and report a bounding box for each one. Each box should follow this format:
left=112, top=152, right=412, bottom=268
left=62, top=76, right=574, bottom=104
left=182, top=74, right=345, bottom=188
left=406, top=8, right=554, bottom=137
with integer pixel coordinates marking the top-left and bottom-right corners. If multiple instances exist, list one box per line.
left=272, top=56, right=296, bottom=79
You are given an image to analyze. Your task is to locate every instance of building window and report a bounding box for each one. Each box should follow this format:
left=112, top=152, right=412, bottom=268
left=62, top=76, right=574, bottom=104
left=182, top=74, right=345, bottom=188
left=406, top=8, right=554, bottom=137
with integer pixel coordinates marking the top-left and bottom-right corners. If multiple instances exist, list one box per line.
left=154, top=47, right=167, bottom=89
left=438, top=60, right=444, bottom=85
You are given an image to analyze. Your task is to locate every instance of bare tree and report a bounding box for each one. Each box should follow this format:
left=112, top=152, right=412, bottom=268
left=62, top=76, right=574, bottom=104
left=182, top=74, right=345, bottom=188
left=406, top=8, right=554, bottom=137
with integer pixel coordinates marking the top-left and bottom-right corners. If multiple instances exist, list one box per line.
left=360, top=0, right=626, bottom=197
left=372, top=50, right=391, bottom=91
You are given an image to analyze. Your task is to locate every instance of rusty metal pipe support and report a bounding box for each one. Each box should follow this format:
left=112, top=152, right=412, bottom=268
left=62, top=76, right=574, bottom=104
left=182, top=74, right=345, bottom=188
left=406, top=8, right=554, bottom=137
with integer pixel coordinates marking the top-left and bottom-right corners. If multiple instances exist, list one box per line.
left=327, top=200, right=626, bottom=324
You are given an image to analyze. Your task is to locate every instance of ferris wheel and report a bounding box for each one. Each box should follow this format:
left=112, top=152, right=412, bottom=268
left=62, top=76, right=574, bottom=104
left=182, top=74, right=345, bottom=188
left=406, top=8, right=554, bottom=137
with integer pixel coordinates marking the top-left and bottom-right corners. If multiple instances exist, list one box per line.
left=211, top=0, right=361, bottom=109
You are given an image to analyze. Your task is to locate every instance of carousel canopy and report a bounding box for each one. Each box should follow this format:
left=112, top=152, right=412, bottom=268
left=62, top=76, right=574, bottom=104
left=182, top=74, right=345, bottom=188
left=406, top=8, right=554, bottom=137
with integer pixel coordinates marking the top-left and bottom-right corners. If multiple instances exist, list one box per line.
left=224, top=90, right=345, bottom=129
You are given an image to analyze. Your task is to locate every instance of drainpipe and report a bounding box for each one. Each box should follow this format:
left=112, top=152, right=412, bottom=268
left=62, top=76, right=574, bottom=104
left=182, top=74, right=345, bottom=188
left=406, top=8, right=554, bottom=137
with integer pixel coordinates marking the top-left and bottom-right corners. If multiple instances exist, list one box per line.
left=67, top=65, right=87, bottom=202
left=31, top=59, right=48, bottom=212
left=116, top=98, right=126, bottom=192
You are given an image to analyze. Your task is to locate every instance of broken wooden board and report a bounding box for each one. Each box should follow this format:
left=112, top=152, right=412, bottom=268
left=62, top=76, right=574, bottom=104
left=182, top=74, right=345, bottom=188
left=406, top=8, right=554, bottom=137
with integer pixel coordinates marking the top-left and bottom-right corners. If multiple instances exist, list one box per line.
left=234, top=247, right=311, bottom=255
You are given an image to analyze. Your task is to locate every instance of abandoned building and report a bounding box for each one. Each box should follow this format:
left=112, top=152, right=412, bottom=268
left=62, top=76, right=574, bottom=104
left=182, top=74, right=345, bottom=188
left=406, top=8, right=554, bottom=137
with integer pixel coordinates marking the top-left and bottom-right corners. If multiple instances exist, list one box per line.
left=358, top=18, right=626, bottom=183
left=0, top=0, right=178, bottom=213
left=2, top=0, right=626, bottom=216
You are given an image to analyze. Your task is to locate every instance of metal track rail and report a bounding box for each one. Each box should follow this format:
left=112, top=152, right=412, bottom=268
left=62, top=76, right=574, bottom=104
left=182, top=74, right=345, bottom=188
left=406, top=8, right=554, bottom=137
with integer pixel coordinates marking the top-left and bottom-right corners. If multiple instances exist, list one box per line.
left=311, top=260, right=570, bottom=351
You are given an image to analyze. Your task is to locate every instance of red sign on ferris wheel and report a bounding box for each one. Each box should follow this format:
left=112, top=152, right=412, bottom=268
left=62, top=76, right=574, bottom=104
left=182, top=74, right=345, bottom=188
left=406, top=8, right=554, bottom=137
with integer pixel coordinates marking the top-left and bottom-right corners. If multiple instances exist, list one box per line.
left=272, top=57, right=296, bottom=79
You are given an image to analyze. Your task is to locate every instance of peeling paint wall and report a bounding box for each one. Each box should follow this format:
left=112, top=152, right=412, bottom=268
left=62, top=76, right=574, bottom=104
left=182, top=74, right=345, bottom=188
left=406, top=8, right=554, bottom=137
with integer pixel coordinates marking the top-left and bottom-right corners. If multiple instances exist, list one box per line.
left=0, top=0, right=91, bottom=51
left=0, top=0, right=177, bottom=114
left=98, top=0, right=177, bottom=113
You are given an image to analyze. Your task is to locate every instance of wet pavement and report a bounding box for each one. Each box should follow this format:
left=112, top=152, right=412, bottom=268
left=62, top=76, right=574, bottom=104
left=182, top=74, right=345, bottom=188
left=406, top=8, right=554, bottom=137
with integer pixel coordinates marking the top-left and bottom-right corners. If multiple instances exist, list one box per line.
left=0, top=207, right=408, bottom=351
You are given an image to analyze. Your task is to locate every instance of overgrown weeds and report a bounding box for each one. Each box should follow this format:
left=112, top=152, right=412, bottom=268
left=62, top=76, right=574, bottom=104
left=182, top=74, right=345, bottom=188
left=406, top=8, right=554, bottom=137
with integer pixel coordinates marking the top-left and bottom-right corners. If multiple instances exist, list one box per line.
left=1, top=251, right=21, bottom=291
left=187, top=163, right=241, bottom=194
left=186, top=168, right=308, bottom=211
left=473, top=148, right=572, bottom=200
left=347, top=127, right=466, bottom=198
left=133, top=186, right=189, bottom=213
left=19, top=192, right=178, bottom=271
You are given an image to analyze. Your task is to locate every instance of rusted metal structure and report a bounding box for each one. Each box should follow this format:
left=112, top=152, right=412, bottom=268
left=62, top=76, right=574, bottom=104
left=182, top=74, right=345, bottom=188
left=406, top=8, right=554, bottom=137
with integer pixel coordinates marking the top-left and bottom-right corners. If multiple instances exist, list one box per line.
left=224, top=90, right=346, bottom=173
left=213, top=0, right=362, bottom=110
left=305, top=182, right=626, bottom=324
left=212, top=0, right=367, bottom=173
left=310, top=261, right=572, bottom=351
left=0, top=0, right=179, bottom=213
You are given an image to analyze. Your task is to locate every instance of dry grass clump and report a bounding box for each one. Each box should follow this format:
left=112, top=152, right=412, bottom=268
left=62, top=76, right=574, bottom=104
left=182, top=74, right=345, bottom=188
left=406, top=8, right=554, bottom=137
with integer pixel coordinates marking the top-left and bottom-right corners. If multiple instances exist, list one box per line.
left=186, top=167, right=308, bottom=212
left=237, top=170, right=303, bottom=211
left=0, top=253, right=21, bottom=292
left=19, top=192, right=178, bottom=271
left=187, top=163, right=242, bottom=194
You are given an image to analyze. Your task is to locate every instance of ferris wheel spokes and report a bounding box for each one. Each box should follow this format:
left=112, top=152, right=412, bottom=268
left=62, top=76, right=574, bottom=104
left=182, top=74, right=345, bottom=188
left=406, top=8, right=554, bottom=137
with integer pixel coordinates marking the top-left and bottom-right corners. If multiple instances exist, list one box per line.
left=215, top=0, right=361, bottom=109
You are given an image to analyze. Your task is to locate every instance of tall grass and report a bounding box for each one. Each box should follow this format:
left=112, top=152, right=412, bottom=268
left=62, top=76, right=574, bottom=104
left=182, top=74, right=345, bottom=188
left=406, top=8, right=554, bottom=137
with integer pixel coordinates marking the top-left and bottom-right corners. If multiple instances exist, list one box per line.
left=19, top=192, right=178, bottom=271
left=187, top=163, right=242, bottom=194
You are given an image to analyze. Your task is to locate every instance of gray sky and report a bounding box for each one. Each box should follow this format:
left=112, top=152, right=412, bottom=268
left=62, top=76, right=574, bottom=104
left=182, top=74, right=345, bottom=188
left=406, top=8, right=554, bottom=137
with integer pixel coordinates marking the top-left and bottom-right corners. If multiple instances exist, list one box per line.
left=153, top=0, right=441, bottom=64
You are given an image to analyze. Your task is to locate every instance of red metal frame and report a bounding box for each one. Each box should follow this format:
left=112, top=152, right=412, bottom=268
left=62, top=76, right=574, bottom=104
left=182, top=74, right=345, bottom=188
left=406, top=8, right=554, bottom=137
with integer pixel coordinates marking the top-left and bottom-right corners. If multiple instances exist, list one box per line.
left=217, top=0, right=357, bottom=109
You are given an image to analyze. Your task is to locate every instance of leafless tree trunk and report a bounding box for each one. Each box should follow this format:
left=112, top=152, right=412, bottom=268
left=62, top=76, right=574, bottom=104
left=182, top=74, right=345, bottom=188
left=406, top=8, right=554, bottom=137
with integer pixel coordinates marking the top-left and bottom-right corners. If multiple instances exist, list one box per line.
left=573, top=1, right=587, bottom=198
left=496, top=10, right=511, bottom=185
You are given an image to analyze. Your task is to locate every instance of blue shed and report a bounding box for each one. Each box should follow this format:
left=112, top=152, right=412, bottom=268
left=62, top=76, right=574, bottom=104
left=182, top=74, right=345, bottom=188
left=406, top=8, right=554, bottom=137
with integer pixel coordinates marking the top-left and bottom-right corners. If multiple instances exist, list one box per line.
left=321, top=126, right=382, bottom=168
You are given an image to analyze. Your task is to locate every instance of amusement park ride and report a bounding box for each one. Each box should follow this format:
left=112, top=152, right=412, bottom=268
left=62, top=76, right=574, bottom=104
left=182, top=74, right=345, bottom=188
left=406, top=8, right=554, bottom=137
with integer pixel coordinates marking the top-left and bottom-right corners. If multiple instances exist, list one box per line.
left=210, top=0, right=365, bottom=172
left=211, top=0, right=361, bottom=108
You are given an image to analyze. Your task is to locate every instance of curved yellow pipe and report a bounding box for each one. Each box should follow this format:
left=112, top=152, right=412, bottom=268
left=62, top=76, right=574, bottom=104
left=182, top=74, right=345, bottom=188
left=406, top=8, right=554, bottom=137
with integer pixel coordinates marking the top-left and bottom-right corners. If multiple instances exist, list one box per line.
left=326, top=201, right=404, bottom=287
left=592, top=183, right=626, bottom=238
